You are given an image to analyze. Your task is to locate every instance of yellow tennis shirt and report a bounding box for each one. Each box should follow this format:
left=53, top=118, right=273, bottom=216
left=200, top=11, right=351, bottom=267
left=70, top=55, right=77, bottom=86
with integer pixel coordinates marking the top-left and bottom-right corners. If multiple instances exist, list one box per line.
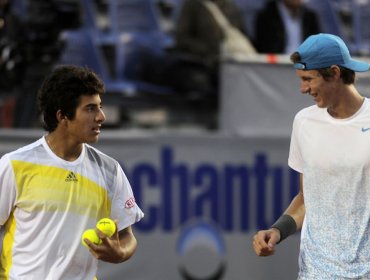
left=0, top=137, right=144, bottom=279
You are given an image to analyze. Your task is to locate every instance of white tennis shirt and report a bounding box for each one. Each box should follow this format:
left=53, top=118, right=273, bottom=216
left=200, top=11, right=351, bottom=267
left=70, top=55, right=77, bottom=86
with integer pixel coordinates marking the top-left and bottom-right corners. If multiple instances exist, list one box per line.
left=0, top=137, right=144, bottom=279
left=289, top=98, right=370, bottom=279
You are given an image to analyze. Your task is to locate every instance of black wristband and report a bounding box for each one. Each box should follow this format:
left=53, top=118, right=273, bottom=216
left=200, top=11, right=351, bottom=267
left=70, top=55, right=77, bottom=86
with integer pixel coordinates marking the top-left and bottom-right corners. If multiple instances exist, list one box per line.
left=271, top=214, right=297, bottom=243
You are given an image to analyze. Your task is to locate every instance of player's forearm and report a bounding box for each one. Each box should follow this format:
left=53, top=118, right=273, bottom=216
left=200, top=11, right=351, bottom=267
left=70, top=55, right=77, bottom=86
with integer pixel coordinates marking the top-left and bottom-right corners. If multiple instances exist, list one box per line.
left=269, top=193, right=304, bottom=243
left=270, top=173, right=305, bottom=243
left=284, top=173, right=305, bottom=230
left=117, top=227, right=138, bottom=263
left=284, top=191, right=305, bottom=231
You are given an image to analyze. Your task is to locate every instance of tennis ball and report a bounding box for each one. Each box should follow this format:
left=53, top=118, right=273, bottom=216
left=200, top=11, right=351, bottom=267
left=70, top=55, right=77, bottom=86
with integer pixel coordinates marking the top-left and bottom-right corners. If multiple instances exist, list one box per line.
left=96, top=218, right=116, bottom=238
left=81, top=229, right=102, bottom=247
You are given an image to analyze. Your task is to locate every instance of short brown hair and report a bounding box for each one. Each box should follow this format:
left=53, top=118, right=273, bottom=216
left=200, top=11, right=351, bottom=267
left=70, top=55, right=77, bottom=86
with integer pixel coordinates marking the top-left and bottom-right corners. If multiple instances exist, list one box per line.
left=290, top=52, right=356, bottom=84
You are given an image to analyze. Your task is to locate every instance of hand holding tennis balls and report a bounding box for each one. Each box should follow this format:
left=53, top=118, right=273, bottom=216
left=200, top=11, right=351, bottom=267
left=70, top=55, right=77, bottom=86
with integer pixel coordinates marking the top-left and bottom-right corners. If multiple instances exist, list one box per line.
left=96, top=218, right=117, bottom=238
left=81, top=218, right=116, bottom=248
left=81, top=229, right=102, bottom=247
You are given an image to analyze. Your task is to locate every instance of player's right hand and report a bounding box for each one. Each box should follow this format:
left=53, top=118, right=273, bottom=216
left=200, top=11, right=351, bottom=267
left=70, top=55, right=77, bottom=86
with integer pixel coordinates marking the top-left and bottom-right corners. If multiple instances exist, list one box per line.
left=252, top=228, right=281, bottom=256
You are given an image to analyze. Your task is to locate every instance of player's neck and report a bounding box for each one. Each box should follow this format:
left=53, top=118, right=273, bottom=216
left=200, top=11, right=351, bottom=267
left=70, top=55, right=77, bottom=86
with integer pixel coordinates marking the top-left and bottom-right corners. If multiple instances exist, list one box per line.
left=46, top=132, right=83, bottom=161
left=327, top=89, right=365, bottom=119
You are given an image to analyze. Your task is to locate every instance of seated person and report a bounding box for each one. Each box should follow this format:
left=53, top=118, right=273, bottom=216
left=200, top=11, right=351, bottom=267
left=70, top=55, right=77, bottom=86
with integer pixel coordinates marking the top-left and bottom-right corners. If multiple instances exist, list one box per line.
left=253, top=0, right=321, bottom=54
left=0, top=0, right=26, bottom=90
left=175, top=0, right=248, bottom=63
left=170, top=0, right=249, bottom=95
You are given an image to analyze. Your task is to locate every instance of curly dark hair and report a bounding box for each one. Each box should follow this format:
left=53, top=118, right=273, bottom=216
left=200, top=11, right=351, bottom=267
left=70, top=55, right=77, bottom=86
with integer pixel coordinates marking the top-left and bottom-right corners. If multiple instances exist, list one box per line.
left=38, top=65, right=105, bottom=132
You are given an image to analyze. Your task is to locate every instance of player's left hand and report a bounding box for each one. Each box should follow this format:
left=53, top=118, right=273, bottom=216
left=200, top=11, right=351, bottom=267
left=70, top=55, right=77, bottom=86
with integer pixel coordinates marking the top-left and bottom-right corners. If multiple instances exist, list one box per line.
left=87, top=220, right=132, bottom=263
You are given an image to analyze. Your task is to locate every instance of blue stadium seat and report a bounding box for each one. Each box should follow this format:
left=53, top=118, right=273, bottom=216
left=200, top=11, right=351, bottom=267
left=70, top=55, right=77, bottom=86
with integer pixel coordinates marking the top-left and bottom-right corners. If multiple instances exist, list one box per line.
left=233, top=0, right=268, bottom=39
left=81, top=0, right=100, bottom=30
left=108, top=0, right=161, bottom=33
left=59, top=0, right=175, bottom=101
left=58, top=28, right=138, bottom=95
left=305, top=0, right=342, bottom=36
left=105, top=0, right=174, bottom=47
left=11, top=0, right=27, bottom=19
left=306, top=0, right=370, bottom=54
left=349, top=0, right=370, bottom=54
left=100, top=0, right=174, bottom=92
left=235, top=0, right=342, bottom=43
left=59, top=29, right=104, bottom=77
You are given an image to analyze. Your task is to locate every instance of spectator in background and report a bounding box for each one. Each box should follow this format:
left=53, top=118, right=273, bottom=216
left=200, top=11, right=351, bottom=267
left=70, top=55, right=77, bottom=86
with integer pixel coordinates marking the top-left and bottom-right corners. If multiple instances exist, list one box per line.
left=166, top=0, right=253, bottom=129
left=168, top=0, right=251, bottom=127
left=0, top=0, right=25, bottom=92
left=0, top=0, right=26, bottom=127
left=156, top=0, right=176, bottom=35
left=253, top=0, right=321, bottom=54
left=13, top=0, right=82, bottom=127
left=166, top=0, right=251, bottom=129
left=175, top=0, right=249, bottom=63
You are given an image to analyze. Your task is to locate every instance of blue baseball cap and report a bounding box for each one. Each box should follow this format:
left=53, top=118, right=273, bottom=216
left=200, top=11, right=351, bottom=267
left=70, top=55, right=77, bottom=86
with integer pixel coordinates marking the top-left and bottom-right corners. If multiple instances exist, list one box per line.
left=293, top=33, right=370, bottom=72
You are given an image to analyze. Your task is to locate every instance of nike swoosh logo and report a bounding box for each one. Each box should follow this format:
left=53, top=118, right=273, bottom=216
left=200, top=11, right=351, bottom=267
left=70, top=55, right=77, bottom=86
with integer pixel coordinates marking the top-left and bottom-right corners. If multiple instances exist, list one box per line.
left=362, top=127, right=370, bottom=132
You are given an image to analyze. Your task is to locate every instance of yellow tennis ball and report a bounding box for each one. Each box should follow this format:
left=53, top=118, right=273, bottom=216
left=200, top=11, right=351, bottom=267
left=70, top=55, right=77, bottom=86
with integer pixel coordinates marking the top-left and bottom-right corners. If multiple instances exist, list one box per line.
left=81, top=229, right=102, bottom=247
left=96, top=218, right=116, bottom=238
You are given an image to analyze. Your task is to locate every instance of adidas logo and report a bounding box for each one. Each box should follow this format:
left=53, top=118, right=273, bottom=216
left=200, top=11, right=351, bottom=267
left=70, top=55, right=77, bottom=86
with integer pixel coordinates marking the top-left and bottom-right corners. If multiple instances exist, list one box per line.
left=65, top=172, right=78, bottom=182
